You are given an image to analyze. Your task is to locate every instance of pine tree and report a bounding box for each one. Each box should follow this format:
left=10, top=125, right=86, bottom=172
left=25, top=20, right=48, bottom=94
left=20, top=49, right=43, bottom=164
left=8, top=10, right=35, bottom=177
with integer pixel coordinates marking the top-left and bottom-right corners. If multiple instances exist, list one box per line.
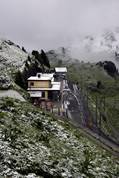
left=41, top=49, right=50, bottom=68
left=27, top=56, right=31, bottom=63
left=25, top=61, right=29, bottom=69
left=32, top=50, right=44, bottom=67
left=15, top=71, right=24, bottom=89
left=22, top=47, right=27, bottom=53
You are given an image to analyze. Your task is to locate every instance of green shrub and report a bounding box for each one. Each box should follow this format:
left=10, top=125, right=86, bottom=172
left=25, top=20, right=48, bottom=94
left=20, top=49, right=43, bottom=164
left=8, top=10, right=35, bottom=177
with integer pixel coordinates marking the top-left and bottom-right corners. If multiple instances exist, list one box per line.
left=0, top=98, right=14, bottom=110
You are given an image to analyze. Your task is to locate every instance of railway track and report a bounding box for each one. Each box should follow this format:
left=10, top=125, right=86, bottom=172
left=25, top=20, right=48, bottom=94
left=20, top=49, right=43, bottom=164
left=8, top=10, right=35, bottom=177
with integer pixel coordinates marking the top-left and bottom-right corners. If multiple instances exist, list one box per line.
left=63, top=82, right=119, bottom=157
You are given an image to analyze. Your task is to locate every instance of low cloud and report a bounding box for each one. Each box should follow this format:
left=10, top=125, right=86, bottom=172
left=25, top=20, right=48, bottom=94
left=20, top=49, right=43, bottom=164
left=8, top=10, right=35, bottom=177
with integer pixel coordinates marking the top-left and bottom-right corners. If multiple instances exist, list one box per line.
left=0, top=0, right=119, bottom=51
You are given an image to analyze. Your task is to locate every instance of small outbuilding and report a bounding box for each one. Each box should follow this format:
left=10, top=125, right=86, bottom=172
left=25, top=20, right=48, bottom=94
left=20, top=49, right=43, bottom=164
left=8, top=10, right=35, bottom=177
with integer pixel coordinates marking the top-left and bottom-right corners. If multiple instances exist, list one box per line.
left=55, top=67, right=67, bottom=81
left=55, top=67, right=67, bottom=73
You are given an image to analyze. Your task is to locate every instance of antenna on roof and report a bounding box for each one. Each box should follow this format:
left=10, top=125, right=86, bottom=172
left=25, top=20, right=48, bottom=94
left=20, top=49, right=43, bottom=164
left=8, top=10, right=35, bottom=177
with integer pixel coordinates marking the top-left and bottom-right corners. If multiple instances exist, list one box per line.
left=38, top=74, right=41, bottom=78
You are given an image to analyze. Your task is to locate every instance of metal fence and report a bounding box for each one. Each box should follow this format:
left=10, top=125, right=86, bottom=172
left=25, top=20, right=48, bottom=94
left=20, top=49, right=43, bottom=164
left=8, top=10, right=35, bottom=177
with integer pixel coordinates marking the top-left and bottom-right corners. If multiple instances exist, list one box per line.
left=77, top=86, right=119, bottom=144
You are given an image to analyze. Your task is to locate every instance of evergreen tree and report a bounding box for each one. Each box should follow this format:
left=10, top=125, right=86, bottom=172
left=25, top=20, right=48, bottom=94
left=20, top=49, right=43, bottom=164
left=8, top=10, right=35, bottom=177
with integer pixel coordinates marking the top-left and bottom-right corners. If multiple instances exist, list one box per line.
left=25, top=60, right=29, bottom=69
left=27, top=56, right=31, bottom=63
left=32, top=50, right=39, bottom=58
left=22, top=47, right=27, bottom=53
left=22, top=68, right=29, bottom=89
left=41, top=49, right=50, bottom=68
left=62, top=47, right=65, bottom=56
left=15, top=71, right=24, bottom=89
left=32, top=50, right=44, bottom=67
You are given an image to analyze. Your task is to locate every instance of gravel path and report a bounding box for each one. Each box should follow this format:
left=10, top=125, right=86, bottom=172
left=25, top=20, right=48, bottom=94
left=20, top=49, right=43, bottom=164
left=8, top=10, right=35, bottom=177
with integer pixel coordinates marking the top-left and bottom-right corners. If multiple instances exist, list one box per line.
left=0, top=89, right=25, bottom=101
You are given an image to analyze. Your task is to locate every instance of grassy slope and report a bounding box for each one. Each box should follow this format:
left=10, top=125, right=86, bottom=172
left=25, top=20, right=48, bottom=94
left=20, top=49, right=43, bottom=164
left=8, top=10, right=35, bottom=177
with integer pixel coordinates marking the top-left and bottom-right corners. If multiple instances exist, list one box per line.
left=67, top=61, right=119, bottom=136
left=0, top=97, right=119, bottom=178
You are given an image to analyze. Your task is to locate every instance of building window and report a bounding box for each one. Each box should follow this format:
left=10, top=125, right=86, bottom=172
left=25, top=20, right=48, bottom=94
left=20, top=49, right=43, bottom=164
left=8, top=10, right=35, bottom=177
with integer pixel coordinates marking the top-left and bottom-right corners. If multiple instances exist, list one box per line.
left=30, top=82, right=34, bottom=86
left=42, top=91, right=45, bottom=98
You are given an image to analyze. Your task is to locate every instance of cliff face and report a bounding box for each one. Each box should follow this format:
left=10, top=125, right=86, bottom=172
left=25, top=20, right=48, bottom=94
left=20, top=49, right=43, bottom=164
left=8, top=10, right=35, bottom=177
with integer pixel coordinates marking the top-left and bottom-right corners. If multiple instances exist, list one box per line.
left=0, top=97, right=118, bottom=178
left=0, top=39, right=28, bottom=69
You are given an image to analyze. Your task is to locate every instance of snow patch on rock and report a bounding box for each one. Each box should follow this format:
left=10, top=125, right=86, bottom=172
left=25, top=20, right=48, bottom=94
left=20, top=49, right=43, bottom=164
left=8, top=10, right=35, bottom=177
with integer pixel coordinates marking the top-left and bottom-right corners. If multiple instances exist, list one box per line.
left=0, top=39, right=28, bottom=68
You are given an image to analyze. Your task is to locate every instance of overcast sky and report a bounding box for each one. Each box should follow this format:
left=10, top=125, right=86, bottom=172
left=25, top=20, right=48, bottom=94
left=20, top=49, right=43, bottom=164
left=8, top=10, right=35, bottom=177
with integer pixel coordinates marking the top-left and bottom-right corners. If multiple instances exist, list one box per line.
left=0, top=0, right=119, bottom=51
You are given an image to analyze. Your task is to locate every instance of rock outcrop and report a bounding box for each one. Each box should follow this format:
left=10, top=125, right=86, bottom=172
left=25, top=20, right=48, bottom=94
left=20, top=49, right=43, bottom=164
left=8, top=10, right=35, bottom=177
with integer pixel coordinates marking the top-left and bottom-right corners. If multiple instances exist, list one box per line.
left=0, top=74, right=12, bottom=89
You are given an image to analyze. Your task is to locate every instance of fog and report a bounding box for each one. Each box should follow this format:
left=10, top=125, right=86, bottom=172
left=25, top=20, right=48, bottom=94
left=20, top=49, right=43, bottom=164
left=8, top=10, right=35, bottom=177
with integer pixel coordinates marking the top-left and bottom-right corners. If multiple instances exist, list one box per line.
left=0, top=0, right=119, bottom=51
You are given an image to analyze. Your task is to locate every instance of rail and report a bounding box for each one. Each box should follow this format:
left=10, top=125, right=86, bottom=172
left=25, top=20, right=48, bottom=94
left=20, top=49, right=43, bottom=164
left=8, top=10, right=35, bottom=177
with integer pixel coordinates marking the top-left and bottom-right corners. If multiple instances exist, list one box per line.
left=66, top=82, right=119, bottom=155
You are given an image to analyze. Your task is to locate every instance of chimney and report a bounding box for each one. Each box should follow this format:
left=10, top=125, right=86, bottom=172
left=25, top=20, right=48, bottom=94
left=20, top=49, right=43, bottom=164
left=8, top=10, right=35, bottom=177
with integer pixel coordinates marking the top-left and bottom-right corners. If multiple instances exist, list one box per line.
left=38, top=74, right=41, bottom=78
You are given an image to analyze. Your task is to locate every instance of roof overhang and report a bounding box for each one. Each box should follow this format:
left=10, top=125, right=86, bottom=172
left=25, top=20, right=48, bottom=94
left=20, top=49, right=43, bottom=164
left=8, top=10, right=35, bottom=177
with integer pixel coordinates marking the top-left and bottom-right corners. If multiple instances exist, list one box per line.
left=28, top=87, right=60, bottom=91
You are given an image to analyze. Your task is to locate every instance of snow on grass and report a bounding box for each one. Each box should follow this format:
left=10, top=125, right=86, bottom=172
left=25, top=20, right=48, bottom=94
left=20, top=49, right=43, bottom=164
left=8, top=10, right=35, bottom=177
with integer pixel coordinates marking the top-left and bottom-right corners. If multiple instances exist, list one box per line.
left=0, top=98, right=118, bottom=178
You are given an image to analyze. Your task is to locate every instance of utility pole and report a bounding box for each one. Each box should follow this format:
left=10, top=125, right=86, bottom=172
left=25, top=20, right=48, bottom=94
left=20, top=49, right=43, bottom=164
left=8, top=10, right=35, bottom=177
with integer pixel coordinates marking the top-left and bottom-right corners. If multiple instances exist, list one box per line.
left=98, top=97, right=102, bottom=135
left=86, top=89, right=89, bottom=109
left=101, top=95, right=106, bottom=114
left=95, top=96, right=98, bottom=128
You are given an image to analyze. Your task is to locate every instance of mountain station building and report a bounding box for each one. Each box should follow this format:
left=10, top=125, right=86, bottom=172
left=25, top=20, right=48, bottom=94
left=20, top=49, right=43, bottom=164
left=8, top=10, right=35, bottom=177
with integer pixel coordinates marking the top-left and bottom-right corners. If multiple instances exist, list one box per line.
left=27, top=73, right=61, bottom=104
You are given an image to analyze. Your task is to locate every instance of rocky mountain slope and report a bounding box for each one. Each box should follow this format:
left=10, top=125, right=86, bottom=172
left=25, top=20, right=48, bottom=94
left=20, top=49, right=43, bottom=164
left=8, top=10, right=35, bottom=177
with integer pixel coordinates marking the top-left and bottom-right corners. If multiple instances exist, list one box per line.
left=0, top=39, right=28, bottom=89
left=0, top=39, right=28, bottom=69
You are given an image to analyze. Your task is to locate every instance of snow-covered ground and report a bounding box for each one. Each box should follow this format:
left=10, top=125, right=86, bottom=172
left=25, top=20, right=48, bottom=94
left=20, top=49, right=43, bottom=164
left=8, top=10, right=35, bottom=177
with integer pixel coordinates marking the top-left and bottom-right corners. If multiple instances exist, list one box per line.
left=0, top=90, right=25, bottom=101
left=0, top=98, right=118, bottom=178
